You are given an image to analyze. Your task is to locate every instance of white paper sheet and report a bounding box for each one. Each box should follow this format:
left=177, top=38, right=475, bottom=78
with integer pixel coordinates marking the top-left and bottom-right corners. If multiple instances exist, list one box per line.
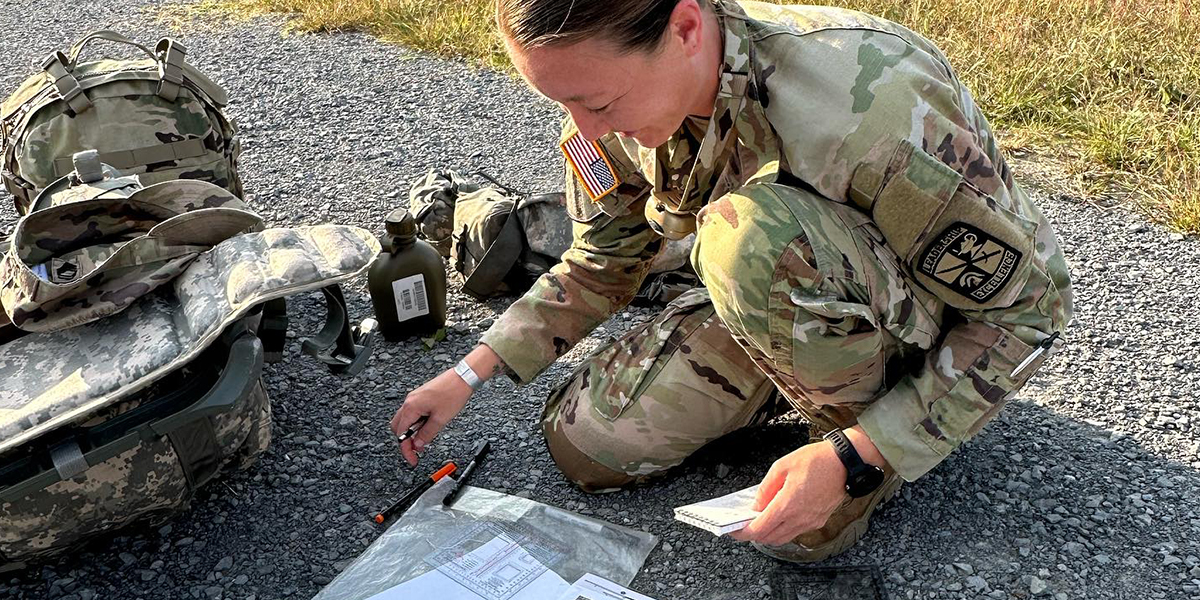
left=557, top=573, right=660, bottom=600
left=365, top=536, right=570, bottom=600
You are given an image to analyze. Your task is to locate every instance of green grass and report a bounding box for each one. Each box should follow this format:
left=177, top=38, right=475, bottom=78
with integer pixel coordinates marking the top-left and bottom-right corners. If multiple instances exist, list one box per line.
left=188, top=0, right=1200, bottom=232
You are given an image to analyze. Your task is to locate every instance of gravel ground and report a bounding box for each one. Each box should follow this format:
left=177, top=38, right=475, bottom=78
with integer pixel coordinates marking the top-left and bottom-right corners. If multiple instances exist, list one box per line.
left=2, top=1, right=1199, bottom=599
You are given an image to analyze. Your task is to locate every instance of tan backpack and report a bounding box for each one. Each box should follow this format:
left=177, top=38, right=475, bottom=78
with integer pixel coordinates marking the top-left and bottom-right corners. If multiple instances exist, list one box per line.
left=1, top=30, right=242, bottom=215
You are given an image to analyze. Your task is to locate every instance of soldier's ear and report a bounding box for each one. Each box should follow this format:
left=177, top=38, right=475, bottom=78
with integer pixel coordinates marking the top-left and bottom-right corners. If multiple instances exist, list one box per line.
left=667, top=0, right=707, bottom=57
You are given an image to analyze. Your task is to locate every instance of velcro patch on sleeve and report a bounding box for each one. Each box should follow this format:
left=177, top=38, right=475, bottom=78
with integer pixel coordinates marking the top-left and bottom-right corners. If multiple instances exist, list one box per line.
left=918, top=222, right=1022, bottom=303
left=561, top=133, right=620, bottom=202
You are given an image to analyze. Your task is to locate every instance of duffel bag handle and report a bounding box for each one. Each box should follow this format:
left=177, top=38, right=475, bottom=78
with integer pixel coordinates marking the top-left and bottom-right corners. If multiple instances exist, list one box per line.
left=66, top=30, right=158, bottom=69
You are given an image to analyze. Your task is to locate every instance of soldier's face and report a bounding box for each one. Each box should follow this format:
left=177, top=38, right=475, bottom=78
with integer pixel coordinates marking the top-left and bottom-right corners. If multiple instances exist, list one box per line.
left=505, top=3, right=716, bottom=148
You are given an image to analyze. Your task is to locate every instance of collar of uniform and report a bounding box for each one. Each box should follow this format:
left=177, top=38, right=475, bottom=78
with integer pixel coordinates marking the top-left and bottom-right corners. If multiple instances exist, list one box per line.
left=649, top=0, right=754, bottom=214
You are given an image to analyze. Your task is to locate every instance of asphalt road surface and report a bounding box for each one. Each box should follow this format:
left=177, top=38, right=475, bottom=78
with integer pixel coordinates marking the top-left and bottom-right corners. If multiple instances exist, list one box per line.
left=1, top=1, right=1198, bottom=599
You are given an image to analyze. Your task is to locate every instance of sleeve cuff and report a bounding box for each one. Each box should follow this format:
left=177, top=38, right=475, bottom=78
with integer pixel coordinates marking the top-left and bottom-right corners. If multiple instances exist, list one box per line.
left=478, top=328, right=548, bottom=385
left=856, top=380, right=951, bottom=482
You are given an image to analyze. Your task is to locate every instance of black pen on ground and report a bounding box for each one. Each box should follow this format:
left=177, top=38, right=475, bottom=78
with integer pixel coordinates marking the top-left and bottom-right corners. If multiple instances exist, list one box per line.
left=442, top=440, right=490, bottom=507
left=374, top=460, right=457, bottom=524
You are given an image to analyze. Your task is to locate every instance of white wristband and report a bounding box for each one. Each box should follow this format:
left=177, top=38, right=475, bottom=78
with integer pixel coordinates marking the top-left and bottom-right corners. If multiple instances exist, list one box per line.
left=454, top=359, right=485, bottom=391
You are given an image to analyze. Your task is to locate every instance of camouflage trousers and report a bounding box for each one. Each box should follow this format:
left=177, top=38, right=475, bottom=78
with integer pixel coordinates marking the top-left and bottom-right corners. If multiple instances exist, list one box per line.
left=542, top=182, right=941, bottom=492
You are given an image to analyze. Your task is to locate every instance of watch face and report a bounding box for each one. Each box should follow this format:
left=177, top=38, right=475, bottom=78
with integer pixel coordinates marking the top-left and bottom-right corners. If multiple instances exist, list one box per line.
left=847, top=465, right=886, bottom=498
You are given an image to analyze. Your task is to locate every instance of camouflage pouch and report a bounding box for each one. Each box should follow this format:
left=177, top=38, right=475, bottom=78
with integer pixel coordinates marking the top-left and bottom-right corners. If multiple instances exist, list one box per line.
left=413, top=168, right=695, bottom=301
left=410, top=169, right=573, bottom=299
left=1, top=31, right=242, bottom=215
left=0, top=180, right=261, bottom=332
left=409, top=169, right=480, bottom=257
left=26, top=149, right=142, bottom=212
left=452, top=187, right=523, bottom=298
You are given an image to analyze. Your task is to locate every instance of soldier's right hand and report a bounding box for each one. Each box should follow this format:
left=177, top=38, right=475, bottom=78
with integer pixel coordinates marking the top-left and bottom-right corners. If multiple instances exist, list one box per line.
left=390, top=368, right=472, bottom=466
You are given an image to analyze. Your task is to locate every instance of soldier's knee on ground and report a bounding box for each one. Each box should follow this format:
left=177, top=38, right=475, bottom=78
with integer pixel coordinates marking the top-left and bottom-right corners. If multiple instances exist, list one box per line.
left=539, top=367, right=643, bottom=494
left=542, top=417, right=637, bottom=494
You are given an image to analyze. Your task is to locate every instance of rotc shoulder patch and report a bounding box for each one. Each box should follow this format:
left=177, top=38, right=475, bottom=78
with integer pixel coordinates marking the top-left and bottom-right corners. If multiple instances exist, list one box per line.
left=918, top=222, right=1022, bottom=303
left=561, top=133, right=620, bottom=202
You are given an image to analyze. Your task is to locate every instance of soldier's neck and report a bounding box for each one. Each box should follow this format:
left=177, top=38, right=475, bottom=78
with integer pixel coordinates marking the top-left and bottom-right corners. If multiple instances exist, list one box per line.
left=688, top=7, right=726, bottom=118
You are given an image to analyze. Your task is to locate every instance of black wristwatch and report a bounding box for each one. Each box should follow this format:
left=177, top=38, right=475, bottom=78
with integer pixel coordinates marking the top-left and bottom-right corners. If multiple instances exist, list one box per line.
left=824, top=429, right=886, bottom=498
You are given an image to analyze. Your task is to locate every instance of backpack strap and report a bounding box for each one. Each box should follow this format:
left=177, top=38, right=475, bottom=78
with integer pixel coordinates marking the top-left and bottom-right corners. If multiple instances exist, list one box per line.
left=40, top=52, right=92, bottom=114
left=3, top=174, right=33, bottom=215
left=462, top=200, right=525, bottom=299
left=154, top=38, right=188, bottom=102
left=258, top=297, right=288, bottom=363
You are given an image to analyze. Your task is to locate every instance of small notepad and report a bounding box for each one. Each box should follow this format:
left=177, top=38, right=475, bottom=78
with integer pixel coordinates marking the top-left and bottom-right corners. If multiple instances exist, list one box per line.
left=673, top=485, right=762, bottom=536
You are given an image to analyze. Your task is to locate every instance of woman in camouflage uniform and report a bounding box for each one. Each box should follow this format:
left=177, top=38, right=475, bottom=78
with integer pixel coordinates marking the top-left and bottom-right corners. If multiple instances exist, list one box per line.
left=392, top=0, right=1072, bottom=562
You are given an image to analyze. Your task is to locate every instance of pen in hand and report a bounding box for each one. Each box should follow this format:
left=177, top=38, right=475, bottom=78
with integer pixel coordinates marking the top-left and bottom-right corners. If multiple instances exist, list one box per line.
left=396, top=415, right=428, bottom=444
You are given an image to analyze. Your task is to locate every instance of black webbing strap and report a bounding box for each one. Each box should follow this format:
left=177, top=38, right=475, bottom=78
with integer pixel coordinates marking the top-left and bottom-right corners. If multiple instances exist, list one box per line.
left=167, top=418, right=221, bottom=491
left=259, top=298, right=288, bottom=363
left=462, top=200, right=524, bottom=299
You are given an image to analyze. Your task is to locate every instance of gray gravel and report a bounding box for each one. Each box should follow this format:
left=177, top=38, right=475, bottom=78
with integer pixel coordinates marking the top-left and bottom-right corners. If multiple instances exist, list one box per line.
left=2, top=1, right=1199, bottom=599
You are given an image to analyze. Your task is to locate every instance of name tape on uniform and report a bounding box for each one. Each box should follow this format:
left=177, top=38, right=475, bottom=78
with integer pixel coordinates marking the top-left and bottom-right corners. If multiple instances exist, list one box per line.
left=561, top=133, right=620, bottom=202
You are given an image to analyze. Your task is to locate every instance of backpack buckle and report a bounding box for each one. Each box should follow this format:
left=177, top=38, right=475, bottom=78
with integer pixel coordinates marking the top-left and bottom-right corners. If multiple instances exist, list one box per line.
left=155, top=39, right=188, bottom=102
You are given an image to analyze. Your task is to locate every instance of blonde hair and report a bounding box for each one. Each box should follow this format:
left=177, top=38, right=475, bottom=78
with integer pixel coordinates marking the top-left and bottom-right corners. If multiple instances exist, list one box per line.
left=497, top=0, right=687, bottom=52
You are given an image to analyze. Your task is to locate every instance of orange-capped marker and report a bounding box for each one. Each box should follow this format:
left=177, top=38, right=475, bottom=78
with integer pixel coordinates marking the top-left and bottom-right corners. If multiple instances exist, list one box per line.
left=373, top=461, right=457, bottom=524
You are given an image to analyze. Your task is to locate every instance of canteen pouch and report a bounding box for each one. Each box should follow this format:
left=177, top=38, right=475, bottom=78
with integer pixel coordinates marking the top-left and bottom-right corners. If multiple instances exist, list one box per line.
left=452, top=187, right=521, bottom=299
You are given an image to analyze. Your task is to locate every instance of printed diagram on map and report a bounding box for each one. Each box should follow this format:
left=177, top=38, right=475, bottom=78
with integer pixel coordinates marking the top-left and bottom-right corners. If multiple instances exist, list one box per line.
left=423, top=522, right=568, bottom=600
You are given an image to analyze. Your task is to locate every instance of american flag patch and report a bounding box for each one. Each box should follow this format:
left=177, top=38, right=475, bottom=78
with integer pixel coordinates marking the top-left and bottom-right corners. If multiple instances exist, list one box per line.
left=561, top=133, right=620, bottom=202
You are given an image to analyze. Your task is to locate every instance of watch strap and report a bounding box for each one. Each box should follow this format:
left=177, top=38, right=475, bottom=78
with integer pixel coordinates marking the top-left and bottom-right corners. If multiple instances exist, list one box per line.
left=824, top=429, right=884, bottom=498
left=824, top=429, right=863, bottom=469
left=454, top=359, right=484, bottom=391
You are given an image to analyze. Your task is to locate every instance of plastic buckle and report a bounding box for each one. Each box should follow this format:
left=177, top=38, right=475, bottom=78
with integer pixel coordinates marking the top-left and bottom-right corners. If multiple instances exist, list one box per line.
left=39, top=52, right=61, bottom=73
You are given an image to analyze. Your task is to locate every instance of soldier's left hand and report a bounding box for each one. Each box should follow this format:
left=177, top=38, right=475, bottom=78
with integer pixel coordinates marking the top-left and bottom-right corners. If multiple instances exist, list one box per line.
left=728, top=440, right=848, bottom=546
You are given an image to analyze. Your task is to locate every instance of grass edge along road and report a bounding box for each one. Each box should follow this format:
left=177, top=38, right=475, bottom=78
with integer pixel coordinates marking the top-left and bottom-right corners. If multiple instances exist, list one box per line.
left=180, top=0, right=1200, bottom=233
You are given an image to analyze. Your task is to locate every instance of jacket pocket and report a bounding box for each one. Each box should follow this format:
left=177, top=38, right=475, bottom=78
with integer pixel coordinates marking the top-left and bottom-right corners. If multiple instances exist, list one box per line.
left=783, top=289, right=886, bottom=406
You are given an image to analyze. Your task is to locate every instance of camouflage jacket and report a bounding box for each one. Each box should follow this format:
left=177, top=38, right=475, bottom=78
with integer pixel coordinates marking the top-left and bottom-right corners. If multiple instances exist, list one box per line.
left=480, top=0, right=1073, bottom=480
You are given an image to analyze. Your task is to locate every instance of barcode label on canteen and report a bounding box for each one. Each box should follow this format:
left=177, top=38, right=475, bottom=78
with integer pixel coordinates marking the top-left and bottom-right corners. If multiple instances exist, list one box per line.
left=414, top=279, right=428, bottom=312
left=392, top=274, right=430, bottom=321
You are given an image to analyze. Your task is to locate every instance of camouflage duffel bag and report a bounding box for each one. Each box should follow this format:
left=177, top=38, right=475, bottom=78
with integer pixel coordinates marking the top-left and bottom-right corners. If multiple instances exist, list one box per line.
left=1, top=30, right=242, bottom=215
left=0, top=310, right=273, bottom=569
left=0, top=203, right=380, bottom=568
